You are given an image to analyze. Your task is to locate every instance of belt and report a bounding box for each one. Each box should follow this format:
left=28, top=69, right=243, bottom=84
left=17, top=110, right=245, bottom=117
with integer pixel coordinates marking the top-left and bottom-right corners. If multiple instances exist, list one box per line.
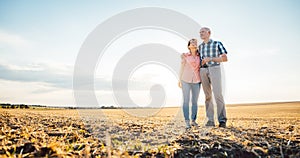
left=201, top=65, right=208, bottom=68
left=201, top=64, right=219, bottom=68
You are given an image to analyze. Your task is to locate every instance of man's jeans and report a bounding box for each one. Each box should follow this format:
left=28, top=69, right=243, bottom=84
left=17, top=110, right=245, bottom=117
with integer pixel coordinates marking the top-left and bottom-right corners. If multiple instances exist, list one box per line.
left=181, top=80, right=201, bottom=121
left=200, top=65, right=227, bottom=123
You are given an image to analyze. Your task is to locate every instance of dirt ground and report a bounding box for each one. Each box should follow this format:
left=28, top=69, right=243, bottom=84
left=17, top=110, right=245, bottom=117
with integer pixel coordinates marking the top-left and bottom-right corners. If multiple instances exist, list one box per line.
left=0, top=102, right=299, bottom=157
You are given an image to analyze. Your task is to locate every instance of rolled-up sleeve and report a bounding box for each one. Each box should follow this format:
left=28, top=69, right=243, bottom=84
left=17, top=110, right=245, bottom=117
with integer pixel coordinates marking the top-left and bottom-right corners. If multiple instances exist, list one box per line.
left=217, top=42, right=227, bottom=55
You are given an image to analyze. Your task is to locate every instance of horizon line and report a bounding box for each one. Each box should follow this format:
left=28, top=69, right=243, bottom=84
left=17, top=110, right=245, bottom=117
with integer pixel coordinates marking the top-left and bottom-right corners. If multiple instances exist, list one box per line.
left=1, top=101, right=299, bottom=109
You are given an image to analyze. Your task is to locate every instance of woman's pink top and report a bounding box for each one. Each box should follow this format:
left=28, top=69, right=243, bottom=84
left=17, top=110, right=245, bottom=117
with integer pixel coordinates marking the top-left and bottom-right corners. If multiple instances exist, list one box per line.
left=181, top=52, right=201, bottom=83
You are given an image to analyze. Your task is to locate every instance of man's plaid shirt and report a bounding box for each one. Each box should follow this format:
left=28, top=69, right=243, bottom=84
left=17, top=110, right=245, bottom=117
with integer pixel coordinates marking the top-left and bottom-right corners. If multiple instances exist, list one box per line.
left=199, top=39, right=228, bottom=66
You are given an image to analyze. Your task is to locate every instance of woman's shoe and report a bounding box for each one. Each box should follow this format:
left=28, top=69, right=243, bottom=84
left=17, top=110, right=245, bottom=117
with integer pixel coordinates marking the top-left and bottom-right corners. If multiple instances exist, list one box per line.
left=191, top=121, right=198, bottom=127
left=185, top=120, right=191, bottom=129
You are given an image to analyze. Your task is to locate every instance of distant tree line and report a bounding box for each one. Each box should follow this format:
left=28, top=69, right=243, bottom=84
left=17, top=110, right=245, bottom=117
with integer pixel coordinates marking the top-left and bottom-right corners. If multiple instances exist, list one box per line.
left=0, top=103, right=120, bottom=109
left=101, top=105, right=119, bottom=109
left=0, top=103, right=47, bottom=109
left=0, top=103, right=30, bottom=109
left=67, top=105, right=120, bottom=109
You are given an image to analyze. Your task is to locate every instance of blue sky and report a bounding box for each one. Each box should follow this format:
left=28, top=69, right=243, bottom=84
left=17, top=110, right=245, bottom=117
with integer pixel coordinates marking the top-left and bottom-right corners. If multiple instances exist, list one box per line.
left=0, top=0, right=300, bottom=106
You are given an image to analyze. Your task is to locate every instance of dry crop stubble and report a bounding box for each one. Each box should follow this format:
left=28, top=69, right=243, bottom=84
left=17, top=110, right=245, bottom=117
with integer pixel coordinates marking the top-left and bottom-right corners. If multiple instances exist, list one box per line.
left=0, top=102, right=299, bottom=157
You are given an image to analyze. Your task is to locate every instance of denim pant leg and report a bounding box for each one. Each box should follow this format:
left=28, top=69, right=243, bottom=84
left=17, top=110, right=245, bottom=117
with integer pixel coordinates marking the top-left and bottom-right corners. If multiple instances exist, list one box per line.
left=181, top=81, right=191, bottom=121
left=191, top=82, right=200, bottom=121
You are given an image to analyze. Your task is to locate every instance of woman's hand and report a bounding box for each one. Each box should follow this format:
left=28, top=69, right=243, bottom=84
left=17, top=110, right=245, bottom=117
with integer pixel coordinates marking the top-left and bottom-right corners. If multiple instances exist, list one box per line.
left=181, top=53, right=185, bottom=59
left=178, top=81, right=182, bottom=88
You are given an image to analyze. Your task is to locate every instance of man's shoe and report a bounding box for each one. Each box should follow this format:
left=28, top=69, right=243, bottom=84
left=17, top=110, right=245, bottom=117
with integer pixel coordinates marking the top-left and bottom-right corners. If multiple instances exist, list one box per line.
left=219, top=122, right=226, bottom=128
left=205, top=121, right=215, bottom=127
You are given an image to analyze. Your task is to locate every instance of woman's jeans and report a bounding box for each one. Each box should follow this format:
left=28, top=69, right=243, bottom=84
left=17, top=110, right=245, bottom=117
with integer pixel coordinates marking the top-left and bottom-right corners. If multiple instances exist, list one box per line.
left=181, top=80, right=201, bottom=121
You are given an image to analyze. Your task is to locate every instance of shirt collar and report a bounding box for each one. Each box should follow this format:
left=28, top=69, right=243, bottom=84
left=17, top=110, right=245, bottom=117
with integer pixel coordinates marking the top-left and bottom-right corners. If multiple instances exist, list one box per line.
left=201, top=39, right=213, bottom=45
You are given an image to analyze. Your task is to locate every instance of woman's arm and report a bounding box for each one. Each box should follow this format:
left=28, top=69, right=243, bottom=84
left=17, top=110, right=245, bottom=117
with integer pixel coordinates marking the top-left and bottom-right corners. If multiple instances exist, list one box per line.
left=178, top=57, right=185, bottom=88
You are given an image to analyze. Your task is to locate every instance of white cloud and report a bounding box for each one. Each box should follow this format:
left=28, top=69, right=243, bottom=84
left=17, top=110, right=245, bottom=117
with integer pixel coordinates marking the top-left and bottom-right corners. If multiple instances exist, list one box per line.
left=0, top=29, right=33, bottom=48
left=0, top=62, right=72, bottom=89
left=0, top=79, right=71, bottom=105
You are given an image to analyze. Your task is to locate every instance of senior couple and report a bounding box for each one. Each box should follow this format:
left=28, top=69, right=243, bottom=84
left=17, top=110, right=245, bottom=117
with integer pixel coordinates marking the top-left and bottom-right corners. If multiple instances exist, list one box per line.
left=178, top=27, right=228, bottom=130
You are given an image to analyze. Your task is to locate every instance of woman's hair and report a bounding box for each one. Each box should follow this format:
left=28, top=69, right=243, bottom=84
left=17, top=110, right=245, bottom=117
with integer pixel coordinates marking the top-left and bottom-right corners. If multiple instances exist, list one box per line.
left=187, top=39, right=196, bottom=47
left=187, top=39, right=199, bottom=55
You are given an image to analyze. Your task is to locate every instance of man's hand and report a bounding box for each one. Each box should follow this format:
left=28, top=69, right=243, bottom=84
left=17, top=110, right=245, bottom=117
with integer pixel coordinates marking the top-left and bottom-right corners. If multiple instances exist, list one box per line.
left=202, top=57, right=211, bottom=65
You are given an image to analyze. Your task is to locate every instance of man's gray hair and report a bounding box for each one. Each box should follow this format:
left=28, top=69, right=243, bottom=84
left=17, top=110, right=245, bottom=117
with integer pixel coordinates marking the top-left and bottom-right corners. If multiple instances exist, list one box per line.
left=201, top=27, right=211, bottom=33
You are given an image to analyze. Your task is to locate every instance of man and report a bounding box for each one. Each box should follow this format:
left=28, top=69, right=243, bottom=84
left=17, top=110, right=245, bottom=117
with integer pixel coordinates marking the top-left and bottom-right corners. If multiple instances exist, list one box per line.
left=199, top=27, right=228, bottom=128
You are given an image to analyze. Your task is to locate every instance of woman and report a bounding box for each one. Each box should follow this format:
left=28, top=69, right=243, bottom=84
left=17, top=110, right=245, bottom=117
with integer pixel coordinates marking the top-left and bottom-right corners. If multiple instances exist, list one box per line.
left=178, top=39, right=201, bottom=129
